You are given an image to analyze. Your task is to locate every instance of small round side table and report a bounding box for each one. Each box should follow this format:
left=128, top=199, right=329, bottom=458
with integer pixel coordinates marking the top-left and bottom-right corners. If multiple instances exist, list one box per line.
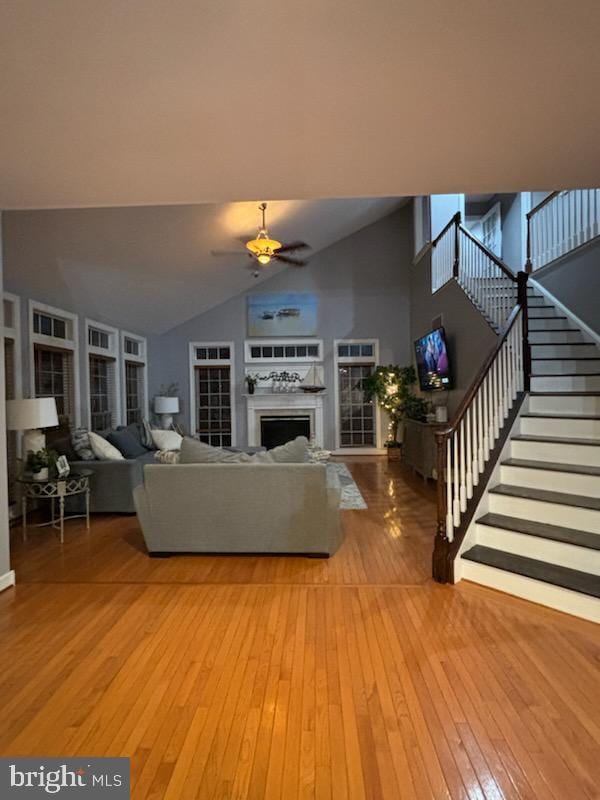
left=18, top=470, right=92, bottom=544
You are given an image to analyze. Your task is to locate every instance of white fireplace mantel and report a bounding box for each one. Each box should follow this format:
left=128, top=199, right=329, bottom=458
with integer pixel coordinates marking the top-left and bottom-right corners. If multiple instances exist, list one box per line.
left=245, top=391, right=325, bottom=447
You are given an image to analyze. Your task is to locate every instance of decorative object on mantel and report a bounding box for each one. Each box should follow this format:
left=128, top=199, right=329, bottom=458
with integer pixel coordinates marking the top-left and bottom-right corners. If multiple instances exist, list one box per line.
left=300, top=364, right=326, bottom=393
left=245, top=374, right=258, bottom=395
left=362, top=365, right=429, bottom=460
left=154, top=384, right=180, bottom=430
left=255, top=370, right=303, bottom=392
left=247, top=292, right=318, bottom=336
left=7, top=397, right=59, bottom=456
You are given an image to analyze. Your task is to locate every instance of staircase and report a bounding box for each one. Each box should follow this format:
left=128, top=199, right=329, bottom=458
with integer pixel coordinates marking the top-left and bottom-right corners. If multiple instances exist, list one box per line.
left=460, top=285, right=600, bottom=621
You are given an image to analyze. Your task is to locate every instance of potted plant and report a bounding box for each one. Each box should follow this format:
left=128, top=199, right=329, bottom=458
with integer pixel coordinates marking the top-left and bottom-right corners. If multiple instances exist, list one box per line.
left=245, top=374, right=258, bottom=395
left=362, top=365, right=428, bottom=461
left=25, top=448, right=57, bottom=481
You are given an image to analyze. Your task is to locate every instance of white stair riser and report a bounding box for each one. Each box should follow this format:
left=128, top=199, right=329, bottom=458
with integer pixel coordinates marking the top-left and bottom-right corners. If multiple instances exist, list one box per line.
left=529, top=319, right=576, bottom=331
left=489, top=493, right=600, bottom=534
left=460, top=561, right=600, bottom=623
left=511, top=439, right=600, bottom=467
left=528, top=308, right=563, bottom=318
left=500, top=465, right=600, bottom=497
left=531, top=359, right=600, bottom=375
left=529, top=331, right=586, bottom=344
left=475, top=525, right=600, bottom=575
left=531, top=344, right=599, bottom=359
left=528, top=395, right=600, bottom=414
left=520, top=416, right=600, bottom=439
left=531, top=375, right=600, bottom=391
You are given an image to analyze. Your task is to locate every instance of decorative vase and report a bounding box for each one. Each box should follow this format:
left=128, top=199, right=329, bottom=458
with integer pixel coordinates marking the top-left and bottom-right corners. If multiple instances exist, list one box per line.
left=387, top=447, right=401, bottom=462
left=33, top=467, right=49, bottom=481
left=247, top=382, right=255, bottom=395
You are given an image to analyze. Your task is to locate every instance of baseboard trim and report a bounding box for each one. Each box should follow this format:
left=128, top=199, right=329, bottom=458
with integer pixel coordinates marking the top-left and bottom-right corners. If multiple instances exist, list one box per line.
left=0, top=570, right=16, bottom=593
left=530, top=279, right=600, bottom=348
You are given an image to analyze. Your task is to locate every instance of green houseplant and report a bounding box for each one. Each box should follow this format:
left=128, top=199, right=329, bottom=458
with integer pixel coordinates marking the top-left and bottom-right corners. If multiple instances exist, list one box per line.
left=362, top=365, right=428, bottom=457
left=25, top=448, right=57, bottom=481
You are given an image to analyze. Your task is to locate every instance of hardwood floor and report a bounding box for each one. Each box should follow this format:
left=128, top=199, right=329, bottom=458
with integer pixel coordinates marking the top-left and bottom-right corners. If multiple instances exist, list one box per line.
left=1, top=458, right=599, bottom=799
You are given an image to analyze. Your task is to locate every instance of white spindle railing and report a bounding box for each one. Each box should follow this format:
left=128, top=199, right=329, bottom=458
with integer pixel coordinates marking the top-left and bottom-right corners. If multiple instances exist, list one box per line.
left=527, top=189, right=600, bottom=271
left=431, top=216, right=457, bottom=293
left=437, top=307, right=524, bottom=546
left=431, top=213, right=516, bottom=331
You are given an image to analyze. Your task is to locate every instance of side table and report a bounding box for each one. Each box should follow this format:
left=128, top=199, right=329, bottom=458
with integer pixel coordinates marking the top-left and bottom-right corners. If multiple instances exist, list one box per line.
left=18, top=470, right=92, bottom=544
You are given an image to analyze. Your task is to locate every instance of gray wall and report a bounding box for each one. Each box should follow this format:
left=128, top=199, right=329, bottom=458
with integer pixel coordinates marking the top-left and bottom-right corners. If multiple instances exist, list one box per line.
left=410, top=252, right=498, bottom=416
left=0, top=214, right=11, bottom=582
left=537, top=238, right=600, bottom=335
left=150, top=207, right=413, bottom=450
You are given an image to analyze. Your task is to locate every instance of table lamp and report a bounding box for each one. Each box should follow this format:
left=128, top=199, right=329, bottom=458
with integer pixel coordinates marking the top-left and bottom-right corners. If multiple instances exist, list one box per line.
left=154, top=396, right=179, bottom=429
left=6, top=398, right=59, bottom=453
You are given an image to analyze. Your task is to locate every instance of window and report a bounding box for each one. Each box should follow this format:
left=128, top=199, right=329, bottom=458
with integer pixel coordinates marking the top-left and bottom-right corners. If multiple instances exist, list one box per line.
left=30, top=301, right=80, bottom=427
left=89, top=355, right=116, bottom=431
left=244, top=339, right=322, bottom=362
left=335, top=339, right=380, bottom=450
left=88, top=327, right=110, bottom=349
left=124, top=337, right=140, bottom=356
left=190, top=342, right=235, bottom=446
left=125, top=361, right=144, bottom=424
left=4, top=339, right=17, bottom=504
left=34, top=346, right=74, bottom=421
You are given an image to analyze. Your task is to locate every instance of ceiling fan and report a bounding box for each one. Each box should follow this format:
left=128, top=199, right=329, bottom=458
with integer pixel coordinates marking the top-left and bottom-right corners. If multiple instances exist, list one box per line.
left=212, top=203, right=310, bottom=274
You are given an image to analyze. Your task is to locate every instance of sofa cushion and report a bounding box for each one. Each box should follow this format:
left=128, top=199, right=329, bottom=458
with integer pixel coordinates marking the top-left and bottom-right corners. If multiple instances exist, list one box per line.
left=179, top=437, right=252, bottom=464
left=71, top=428, right=95, bottom=461
left=107, top=428, right=147, bottom=459
left=154, top=449, right=181, bottom=464
left=151, top=429, right=183, bottom=451
left=268, top=436, right=310, bottom=463
left=88, top=431, right=125, bottom=461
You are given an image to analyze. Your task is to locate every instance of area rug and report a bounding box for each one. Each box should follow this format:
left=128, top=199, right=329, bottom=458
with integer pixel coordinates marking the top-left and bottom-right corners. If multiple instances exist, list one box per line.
left=326, top=462, right=368, bottom=510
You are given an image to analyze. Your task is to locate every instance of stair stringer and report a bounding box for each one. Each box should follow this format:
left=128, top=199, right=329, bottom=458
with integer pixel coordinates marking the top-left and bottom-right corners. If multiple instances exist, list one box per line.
left=453, top=400, right=528, bottom=582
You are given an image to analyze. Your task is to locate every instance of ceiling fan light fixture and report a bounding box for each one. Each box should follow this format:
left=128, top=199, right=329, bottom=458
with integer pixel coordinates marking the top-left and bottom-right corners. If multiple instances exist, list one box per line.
left=245, top=203, right=282, bottom=264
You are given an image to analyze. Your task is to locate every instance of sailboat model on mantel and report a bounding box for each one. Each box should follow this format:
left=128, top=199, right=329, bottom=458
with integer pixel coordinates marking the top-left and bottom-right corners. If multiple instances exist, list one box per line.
left=300, top=364, right=325, bottom=393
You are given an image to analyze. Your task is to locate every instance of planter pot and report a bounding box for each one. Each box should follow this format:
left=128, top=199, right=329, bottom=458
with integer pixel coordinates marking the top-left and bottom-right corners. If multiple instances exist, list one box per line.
left=386, top=447, right=401, bottom=462
left=33, top=467, right=49, bottom=481
left=247, top=383, right=255, bottom=395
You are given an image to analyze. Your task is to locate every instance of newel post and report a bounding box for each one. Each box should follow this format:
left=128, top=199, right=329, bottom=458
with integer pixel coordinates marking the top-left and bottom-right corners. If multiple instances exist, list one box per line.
left=432, top=430, right=450, bottom=583
left=517, top=271, right=531, bottom=392
left=525, top=213, right=533, bottom=274
left=452, top=212, right=461, bottom=280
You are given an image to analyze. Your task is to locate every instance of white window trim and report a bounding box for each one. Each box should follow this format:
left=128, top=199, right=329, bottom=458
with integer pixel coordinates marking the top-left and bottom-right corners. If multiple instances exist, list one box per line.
left=29, top=300, right=81, bottom=427
left=244, top=338, right=323, bottom=363
left=85, top=318, right=121, bottom=429
left=120, top=330, right=149, bottom=421
left=333, top=338, right=384, bottom=455
left=4, top=292, right=23, bottom=458
left=189, top=341, right=236, bottom=446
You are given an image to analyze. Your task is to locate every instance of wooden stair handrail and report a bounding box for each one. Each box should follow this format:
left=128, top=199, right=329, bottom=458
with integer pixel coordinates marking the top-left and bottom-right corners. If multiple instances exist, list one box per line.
left=430, top=211, right=462, bottom=248
left=458, top=225, right=516, bottom=281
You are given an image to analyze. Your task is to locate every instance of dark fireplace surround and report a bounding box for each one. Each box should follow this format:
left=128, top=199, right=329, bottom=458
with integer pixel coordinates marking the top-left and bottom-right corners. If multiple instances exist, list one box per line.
left=260, top=415, right=311, bottom=449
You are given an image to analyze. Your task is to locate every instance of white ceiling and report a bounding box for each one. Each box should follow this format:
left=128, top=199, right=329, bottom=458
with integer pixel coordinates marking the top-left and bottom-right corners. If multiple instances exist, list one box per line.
left=1, top=1, right=600, bottom=210
left=3, top=197, right=405, bottom=334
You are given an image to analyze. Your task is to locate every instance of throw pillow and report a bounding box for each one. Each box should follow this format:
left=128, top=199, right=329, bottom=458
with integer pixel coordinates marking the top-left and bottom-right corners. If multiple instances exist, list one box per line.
left=179, top=437, right=252, bottom=464
left=268, top=435, right=310, bottom=463
left=151, top=429, right=183, bottom=451
left=88, top=431, right=125, bottom=461
left=71, top=428, right=95, bottom=461
left=154, top=449, right=181, bottom=464
left=107, top=429, right=147, bottom=459
left=140, top=419, right=155, bottom=449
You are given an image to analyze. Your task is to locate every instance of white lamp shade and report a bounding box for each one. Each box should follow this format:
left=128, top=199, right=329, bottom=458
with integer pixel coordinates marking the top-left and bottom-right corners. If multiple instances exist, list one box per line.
left=7, top=398, right=59, bottom=431
left=154, top=396, right=179, bottom=414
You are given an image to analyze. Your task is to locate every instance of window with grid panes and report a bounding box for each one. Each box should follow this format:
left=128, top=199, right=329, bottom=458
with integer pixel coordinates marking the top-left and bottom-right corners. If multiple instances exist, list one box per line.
left=195, top=365, right=232, bottom=447
left=125, top=361, right=144, bottom=424
left=4, top=339, right=18, bottom=503
left=338, top=363, right=376, bottom=447
left=89, top=355, right=116, bottom=431
left=34, top=345, right=74, bottom=423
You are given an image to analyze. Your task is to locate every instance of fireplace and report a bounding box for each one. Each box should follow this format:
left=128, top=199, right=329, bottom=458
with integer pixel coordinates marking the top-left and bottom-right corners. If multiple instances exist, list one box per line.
left=260, top=415, right=311, bottom=449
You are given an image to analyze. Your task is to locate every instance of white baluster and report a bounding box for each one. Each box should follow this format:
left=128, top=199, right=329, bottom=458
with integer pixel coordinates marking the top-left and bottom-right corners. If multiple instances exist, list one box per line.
left=477, top=387, right=484, bottom=474
left=465, top=409, right=473, bottom=499
left=453, top=432, right=460, bottom=528
left=446, top=438, right=453, bottom=541
left=459, top=419, right=466, bottom=513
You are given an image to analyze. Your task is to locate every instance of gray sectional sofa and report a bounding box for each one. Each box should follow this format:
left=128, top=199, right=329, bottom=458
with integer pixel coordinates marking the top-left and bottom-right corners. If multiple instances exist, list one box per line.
left=134, top=462, right=342, bottom=557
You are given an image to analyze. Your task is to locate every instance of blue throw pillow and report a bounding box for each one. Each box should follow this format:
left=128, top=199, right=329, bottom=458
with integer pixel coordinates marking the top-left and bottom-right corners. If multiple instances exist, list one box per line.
left=106, top=429, right=147, bottom=459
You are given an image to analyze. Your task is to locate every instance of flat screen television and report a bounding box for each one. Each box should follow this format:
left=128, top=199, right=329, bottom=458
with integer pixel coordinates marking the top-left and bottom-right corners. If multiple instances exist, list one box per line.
left=414, top=327, right=452, bottom=392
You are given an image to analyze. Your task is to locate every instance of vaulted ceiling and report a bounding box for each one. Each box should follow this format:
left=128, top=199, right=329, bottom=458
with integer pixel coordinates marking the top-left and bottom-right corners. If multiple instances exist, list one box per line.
left=3, top=198, right=405, bottom=334
left=1, top=1, right=600, bottom=211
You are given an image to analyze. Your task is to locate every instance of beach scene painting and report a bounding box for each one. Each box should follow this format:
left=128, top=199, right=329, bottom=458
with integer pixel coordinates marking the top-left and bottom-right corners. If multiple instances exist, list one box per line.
left=247, top=293, right=318, bottom=337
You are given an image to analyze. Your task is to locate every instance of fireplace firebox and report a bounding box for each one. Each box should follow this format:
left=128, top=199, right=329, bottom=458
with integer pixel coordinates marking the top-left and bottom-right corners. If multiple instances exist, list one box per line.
left=260, top=415, right=311, bottom=449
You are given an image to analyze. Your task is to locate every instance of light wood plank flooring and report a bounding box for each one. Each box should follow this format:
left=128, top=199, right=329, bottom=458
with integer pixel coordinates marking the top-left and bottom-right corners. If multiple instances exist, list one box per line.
left=1, top=458, right=599, bottom=799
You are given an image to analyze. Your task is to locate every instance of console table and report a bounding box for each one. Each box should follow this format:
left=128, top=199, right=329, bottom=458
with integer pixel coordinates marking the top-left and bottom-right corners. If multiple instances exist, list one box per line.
left=19, top=470, right=92, bottom=544
left=402, top=419, right=446, bottom=481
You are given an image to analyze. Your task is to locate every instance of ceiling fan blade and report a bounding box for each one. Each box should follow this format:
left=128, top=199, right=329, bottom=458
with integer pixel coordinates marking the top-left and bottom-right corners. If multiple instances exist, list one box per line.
left=211, top=249, right=250, bottom=257
left=276, top=240, right=310, bottom=254
left=275, top=254, right=308, bottom=267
